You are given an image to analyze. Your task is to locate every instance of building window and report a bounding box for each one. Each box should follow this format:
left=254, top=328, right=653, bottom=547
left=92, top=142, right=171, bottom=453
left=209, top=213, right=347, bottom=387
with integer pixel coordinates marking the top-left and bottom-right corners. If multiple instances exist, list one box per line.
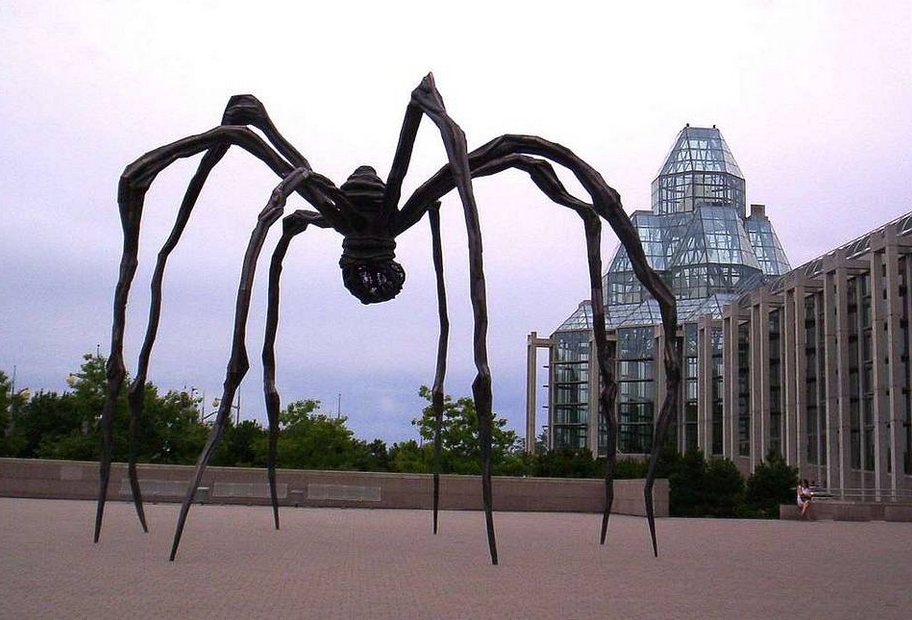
left=617, top=327, right=655, bottom=454
left=738, top=323, right=751, bottom=457
left=769, top=309, right=782, bottom=456
left=711, top=327, right=724, bottom=455
left=551, top=330, right=590, bottom=450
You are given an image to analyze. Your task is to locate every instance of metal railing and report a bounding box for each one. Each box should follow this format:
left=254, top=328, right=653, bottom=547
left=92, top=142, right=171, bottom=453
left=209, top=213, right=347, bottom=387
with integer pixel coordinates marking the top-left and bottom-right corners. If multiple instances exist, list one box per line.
left=810, top=487, right=912, bottom=503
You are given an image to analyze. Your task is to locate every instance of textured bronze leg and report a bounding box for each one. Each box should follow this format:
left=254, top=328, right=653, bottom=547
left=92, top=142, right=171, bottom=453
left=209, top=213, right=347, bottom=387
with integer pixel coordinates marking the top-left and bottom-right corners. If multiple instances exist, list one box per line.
left=398, top=132, right=680, bottom=555
left=118, top=95, right=319, bottom=536
left=427, top=204, right=449, bottom=534
left=644, top=334, right=680, bottom=556
left=168, top=169, right=309, bottom=561
left=408, top=75, right=498, bottom=565
left=261, top=210, right=326, bottom=530
left=94, top=126, right=295, bottom=544
left=577, top=212, right=618, bottom=544
left=124, top=145, right=230, bottom=535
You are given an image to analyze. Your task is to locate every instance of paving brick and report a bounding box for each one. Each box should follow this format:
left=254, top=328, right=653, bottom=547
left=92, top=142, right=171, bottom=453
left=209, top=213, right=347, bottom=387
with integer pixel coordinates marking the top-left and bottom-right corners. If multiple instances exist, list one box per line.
left=0, top=498, right=910, bottom=620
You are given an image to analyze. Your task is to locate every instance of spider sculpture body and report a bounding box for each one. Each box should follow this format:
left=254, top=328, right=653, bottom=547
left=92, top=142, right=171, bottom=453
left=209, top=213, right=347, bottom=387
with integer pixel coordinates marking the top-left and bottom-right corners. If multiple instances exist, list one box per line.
left=93, top=74, right=681, bottom=564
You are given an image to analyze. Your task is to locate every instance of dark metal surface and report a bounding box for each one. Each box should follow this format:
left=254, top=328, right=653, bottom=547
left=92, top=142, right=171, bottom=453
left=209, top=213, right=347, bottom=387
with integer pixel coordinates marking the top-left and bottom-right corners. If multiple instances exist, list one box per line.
left=95, top=74, right=679, bottom=564
left=428, top=204, right=449, bottom=535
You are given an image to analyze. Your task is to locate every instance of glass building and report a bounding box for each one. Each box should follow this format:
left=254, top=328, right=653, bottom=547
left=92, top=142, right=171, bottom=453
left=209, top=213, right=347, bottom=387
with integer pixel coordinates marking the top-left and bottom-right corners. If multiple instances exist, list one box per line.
left=527, top=125, right=790, bottom=458
left=525, top=126, right=912, bottom=496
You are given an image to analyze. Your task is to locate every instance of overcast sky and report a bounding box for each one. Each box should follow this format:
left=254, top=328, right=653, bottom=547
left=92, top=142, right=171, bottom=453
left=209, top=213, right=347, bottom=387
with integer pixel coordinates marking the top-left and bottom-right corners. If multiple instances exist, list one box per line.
left=1, top=1, right=911, bottom=444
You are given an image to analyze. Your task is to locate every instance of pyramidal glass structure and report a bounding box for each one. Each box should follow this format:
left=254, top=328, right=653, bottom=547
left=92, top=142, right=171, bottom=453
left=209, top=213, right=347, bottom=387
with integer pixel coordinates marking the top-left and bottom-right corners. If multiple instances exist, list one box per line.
left=549, top=125, right=790, bottom=454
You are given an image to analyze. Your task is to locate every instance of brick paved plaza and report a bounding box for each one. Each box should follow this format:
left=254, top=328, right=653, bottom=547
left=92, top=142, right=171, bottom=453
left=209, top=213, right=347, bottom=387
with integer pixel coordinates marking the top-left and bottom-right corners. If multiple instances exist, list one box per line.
left=1, top=498, right=910, bottom=619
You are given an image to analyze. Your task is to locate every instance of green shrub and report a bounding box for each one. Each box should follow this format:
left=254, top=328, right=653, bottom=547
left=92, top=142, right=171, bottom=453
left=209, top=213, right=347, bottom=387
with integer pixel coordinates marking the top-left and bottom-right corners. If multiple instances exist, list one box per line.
left=533, top=448, right=600, bottom=478
left=668, top=448, right=745, bottom=517
left=745, top=450, right=798, bottom=518
left=670, top=449, right=708, bottom=516
left=702, top=457, right=745, bottom=517
left=613, top=458, right=648, bottom=479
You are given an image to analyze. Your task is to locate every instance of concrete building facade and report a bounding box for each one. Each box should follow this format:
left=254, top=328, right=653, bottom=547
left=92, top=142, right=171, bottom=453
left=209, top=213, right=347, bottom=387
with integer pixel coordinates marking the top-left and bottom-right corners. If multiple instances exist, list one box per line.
left=525, top=126, right=912, bottom=496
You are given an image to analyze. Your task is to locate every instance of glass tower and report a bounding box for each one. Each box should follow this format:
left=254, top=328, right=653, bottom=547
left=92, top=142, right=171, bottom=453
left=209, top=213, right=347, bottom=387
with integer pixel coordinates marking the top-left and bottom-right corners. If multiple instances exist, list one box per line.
left=549, top=125, right=790, bottom=455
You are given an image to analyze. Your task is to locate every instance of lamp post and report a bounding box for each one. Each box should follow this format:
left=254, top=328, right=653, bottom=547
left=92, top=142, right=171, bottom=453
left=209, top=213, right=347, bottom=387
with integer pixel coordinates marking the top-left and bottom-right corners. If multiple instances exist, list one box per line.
left=210, top=392, right=241, bottom=425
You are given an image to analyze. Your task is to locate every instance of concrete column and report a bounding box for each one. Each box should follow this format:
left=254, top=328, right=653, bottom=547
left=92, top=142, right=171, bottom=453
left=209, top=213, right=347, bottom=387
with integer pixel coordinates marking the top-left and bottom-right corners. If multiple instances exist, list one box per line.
left=525, top=333, right=555, bottom=454
left=870, top=250, right=891, bottom=495
left=525, top=333, right=538, bottom=454
left=703, top=318, right=717, bottom=454
left=812, top=293, right=827, bottom=485
left=884, top=243, right=904, bottom=493
left=823, top=270, right=841, bottom=492
left=793, top=283, right=808, bottom=474
left=850, top=277, right=867, bottom=495
left=835, top=266, right=853, bottom=494
left=759, top=301, right=771, bottom=460
left=749, top=305, right=759, bottom=470
left=547, top=344, right=555, bottom=451
left=822, top=262, right=853, bottom=494
left=749, top=299, right=770, bottom=470
left=783, top=286, right=798, bottom=467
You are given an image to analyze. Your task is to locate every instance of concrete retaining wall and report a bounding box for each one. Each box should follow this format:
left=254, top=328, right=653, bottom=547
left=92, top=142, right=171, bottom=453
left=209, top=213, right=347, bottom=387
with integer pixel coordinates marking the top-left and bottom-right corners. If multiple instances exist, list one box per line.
left=0, top=458, right=668, bottom=517
left=780, top=501, right=912, bottom=522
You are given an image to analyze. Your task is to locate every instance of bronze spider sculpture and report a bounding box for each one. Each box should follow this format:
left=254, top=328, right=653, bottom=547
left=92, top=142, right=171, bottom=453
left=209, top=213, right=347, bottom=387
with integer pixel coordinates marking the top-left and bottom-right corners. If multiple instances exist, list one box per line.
left=93, top=74, right=681, bottom=564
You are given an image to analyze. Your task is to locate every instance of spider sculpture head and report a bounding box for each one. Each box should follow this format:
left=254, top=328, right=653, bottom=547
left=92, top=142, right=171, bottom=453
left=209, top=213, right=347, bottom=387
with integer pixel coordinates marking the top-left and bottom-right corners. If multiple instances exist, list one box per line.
left=338, top=165, right=405, bottom=304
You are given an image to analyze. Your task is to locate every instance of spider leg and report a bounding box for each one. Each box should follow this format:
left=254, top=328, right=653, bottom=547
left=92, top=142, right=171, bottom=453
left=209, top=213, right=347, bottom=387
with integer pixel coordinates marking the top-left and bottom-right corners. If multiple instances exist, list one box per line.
left=262, top=210, right=329, bottom=529
left=124, top=146, right=227, bottom=536
left=466, top=155, right=619, bottom=543
left=472, top=157, right=619, bottom=541
left=120, top=95, right=315, bottom=535
left=169, top=167, right=311, bottom=561
left=400, top=140, right=679, bottom=555
left=427, top=202, right=449, bottom=535
left=94, top=125, right=306, bottom=544
left=407, top=74, right=498, bottom=565
left=577, top=211, right=618, bottom=545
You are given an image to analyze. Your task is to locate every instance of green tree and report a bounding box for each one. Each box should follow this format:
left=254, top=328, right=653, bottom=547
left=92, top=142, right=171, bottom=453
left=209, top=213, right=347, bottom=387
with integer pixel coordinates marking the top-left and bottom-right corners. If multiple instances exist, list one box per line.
left=350, top=438, right=391, bottom=472
left=7, top=353, right=213, bottom=465
left=0, top=370, right=19, bottom=454
left=17, top=391, right=88, bottom=458
left=389, top=439, right=432, bottom=473
left=412, top=386, right=523, bottom=475
left=256, top=400, right=366, bottom=470
left=144, top=389, right=208, bottom=464
left=211, top=419, right=266, bottom=467
left=534, top=429, right=548, bottom=455
left=745, top=450, right=798, bottom=518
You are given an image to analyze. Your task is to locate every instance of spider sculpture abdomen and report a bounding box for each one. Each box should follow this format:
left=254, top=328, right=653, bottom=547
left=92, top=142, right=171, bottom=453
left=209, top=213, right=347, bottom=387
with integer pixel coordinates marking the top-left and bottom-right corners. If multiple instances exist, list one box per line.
left=92, top=74, right=680, bottom=567
left=339, top=165, right=406, bottom=304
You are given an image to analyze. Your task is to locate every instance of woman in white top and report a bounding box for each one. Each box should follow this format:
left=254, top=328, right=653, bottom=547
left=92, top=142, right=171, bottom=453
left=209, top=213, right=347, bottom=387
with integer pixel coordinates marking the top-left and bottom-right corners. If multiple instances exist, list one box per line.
left=796, top=479, right=812, bottom=518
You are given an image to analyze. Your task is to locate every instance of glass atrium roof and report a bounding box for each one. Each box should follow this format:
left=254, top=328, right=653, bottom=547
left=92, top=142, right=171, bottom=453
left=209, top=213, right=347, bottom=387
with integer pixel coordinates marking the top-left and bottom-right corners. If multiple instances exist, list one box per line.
left=655, top=126, right=744, bottom=177
left=556, top=301, right=594, bottom=332
left=555, top=292, right=745, bottom=333
left=651, top=126, right=746, bottom=216
left=555, top=125, right=791, bottom=334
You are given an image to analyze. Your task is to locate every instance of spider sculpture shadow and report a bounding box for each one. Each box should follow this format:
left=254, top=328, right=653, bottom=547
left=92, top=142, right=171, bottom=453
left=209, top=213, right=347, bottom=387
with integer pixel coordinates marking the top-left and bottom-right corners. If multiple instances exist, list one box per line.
left=93, top=74, right=681, bottom=564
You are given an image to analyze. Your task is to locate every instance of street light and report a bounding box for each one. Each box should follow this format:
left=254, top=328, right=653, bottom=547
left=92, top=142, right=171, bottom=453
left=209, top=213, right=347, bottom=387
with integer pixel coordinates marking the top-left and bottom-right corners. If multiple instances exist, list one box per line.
left=210, top=392, right=241, bottom=425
